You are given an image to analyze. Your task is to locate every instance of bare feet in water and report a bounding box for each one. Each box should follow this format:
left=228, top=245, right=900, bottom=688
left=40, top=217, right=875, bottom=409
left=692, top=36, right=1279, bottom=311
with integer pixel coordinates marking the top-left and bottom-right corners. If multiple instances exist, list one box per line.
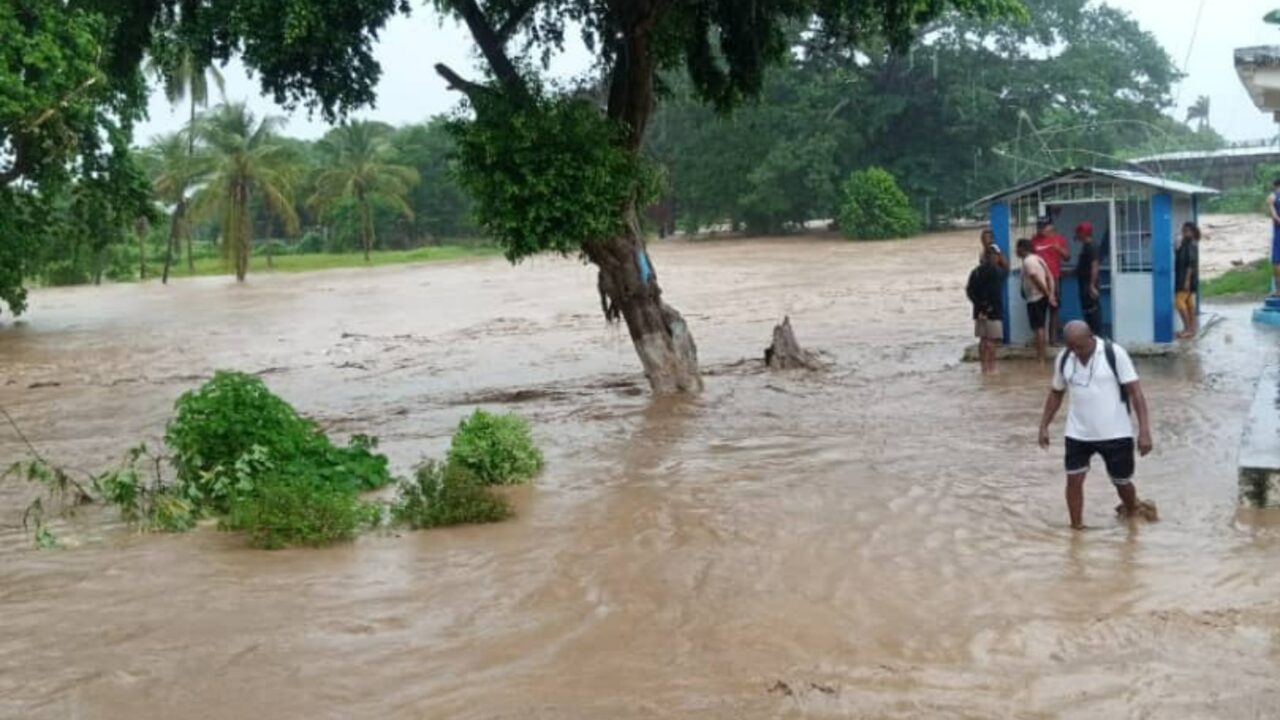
left=1116, top=500, right=1159, bottom=522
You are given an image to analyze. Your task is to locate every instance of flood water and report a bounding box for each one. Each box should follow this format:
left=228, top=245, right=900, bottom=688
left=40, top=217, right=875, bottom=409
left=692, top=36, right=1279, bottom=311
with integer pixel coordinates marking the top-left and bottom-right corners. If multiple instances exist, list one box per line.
left=2, top=226, right=1279, bottom=719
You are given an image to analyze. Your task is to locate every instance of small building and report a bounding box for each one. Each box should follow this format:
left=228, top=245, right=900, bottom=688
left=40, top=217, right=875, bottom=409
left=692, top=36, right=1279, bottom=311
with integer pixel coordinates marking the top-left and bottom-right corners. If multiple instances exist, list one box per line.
left=973, top=167, right=1218, bottom=346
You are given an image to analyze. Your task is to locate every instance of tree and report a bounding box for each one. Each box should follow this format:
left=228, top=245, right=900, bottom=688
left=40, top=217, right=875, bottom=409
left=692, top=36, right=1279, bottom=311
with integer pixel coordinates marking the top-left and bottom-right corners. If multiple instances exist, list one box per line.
left=191, top=103, right=300, bottom=281
left=1, top=0, right=151, bottom=315
left=391, top=119, right=477, bottom=240
left=1185, top=95, right=1210, bottom=131
left=146, top=40, right=226, bottom=273
left=309, top=121, right=419, bottom=260
left=143, top=132, right=209, bottom=283
left=649, top=0, right=1188, bottom=229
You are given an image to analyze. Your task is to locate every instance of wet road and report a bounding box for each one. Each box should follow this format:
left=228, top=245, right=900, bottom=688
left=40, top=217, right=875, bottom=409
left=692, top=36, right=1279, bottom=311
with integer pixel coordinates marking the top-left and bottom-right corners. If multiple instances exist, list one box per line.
left=2, top=228, right=1279, bottom=718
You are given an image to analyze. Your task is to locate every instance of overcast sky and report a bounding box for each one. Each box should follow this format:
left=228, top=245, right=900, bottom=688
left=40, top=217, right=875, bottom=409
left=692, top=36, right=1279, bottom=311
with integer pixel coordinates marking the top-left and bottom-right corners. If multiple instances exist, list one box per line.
left=136, top=0, right=1280, bottom=144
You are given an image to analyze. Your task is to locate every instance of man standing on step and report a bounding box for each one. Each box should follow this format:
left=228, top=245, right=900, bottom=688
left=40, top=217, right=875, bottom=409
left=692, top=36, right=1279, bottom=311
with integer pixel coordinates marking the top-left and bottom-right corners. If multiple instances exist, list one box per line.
left=1033, top=215, right=1070, bottom=343
left=1074, top=222, right=1102, bottom=335
left=1038, top=321, right=1155, bottom=530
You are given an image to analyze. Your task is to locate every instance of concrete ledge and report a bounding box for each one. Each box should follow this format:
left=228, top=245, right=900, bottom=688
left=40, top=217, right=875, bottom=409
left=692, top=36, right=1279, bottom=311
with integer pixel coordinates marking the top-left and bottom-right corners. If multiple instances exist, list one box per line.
left=961, top=342, right=1184, bottom=363
left=961, top=315, right=1223, bottom=363
left=1238, top=364, right=1280, bottom=508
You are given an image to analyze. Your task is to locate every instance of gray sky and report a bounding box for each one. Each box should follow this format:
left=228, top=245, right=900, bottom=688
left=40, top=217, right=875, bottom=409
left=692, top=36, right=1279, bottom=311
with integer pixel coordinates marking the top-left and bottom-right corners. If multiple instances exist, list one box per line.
left=136, top=0, right=1280, bottom=144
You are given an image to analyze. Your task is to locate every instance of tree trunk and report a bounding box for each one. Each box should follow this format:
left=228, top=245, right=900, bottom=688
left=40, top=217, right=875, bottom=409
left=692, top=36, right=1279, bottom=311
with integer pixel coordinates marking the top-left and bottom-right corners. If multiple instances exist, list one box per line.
left=136, top=217, right=148, bottom=280
left=162, top=201, right=183, bottom=284
left=187, top=99, right=198, bottom=272
left=358, top=189, right=372, bottom=261
left=235, top=182, right=250, bottom=282
left=585, top=2, right=702, bottom=394
left=586, top=213, right=701, bottom=395
left=764, top=316, right=824, bottom=371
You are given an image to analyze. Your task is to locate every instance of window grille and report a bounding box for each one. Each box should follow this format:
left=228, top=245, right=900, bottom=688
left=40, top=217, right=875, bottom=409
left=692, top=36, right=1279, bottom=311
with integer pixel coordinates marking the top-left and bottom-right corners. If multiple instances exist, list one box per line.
left=1115, top=196, right=1151, bottom=272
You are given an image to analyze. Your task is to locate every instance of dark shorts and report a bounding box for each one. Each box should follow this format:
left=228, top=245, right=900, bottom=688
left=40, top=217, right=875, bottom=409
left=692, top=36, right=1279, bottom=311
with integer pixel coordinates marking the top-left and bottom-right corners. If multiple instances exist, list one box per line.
left=1272, top=227, right=1280, bottom=265
left=1080, top=295, right=1102, bottom=334
left=1064, top=437, right=1135, bottom=485
left=1026, top=298, right=1050, bottom=330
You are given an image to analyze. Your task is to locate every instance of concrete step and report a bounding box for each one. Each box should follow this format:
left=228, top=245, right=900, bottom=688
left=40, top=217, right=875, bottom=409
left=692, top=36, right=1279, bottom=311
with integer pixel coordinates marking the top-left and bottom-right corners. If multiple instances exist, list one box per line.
left=1238, top=364, right=1280, bottom=508
left=1251, top=305, right=1280, bottom=326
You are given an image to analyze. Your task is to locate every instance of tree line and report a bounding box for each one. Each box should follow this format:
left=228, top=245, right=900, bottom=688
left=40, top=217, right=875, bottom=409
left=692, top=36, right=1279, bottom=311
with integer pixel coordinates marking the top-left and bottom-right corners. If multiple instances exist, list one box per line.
left=646, top=0, right=1223, bottom=235
left=37, top=102, right=477, bottom=287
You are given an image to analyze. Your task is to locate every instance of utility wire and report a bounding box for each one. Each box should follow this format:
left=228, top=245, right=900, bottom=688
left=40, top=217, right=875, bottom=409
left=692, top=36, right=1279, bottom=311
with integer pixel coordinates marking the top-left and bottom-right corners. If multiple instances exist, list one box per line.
left=1174, top=0, right=1208, bottom=110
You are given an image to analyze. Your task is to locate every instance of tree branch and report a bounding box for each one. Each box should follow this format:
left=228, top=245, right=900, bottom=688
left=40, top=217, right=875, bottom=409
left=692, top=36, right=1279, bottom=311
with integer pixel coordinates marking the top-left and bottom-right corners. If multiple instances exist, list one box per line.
left=497, top=0, right=541, bottom=42
left=454, top=0, right=524, bottom=89
left=434, top=63, right=487, bottom=98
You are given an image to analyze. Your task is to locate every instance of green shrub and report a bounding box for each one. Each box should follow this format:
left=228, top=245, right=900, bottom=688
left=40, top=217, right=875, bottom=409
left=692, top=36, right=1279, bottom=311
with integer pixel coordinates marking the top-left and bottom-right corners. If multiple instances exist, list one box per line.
left=838, top=167, right=922, bottom=240
left=165, top=371, right=393, bottom=513
left=258, top=240, right=291, bottom=257
left=391, top=461, right=512, bottom=529
left=94, top=445, right=197, bottom=532
left=41, top=261, right=92, bottom=287
left=224, top=467, right=372, bottom=549
left=297, top=231, right=324, bottom=254
left=447, top=410, right=544, bottom=485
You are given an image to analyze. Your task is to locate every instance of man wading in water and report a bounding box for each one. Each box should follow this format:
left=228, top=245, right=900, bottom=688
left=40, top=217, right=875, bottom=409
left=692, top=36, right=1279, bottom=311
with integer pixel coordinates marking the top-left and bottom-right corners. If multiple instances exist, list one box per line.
left=1038, top=321, right=1156, bottom=530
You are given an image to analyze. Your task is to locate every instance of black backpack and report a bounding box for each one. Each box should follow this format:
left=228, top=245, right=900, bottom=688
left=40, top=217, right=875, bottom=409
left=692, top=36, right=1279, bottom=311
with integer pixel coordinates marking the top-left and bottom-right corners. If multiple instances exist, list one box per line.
left=1058, top=340, right=1130, bottom=412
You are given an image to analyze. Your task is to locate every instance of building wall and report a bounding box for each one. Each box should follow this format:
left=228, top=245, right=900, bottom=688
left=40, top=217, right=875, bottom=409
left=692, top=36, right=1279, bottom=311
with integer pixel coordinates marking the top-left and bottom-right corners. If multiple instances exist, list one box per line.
left=1113, top=274, right=1154, bottom=344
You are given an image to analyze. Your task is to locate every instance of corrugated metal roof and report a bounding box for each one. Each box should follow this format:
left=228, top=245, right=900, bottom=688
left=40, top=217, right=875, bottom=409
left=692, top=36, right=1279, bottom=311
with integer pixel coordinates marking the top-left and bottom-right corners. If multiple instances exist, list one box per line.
left=971, top=167, right=1219, bottom=207
left=1131, top=146, right=1280, bottom=164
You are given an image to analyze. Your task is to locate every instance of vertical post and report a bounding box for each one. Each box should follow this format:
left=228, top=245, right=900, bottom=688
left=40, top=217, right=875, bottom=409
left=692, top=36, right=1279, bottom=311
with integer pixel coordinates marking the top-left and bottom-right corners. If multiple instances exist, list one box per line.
left=1151, top=192, right=1175, bottom=343
left=1192, top=194, right=1201, bottom=318
left=990, top=201, right=1012, bottom=344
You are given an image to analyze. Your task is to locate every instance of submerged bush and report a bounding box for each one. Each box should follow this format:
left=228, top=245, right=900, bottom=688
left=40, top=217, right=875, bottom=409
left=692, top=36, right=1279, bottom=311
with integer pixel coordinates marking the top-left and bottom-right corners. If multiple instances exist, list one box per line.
left=447, top=410, right=544, bottom=485
left=165, top=371, right=392, bottom=512
left=839, top=167, right=922, bottom=241
left=224, top=467, right=374, bottom=549
left=391, top=461, right=512, bottom=530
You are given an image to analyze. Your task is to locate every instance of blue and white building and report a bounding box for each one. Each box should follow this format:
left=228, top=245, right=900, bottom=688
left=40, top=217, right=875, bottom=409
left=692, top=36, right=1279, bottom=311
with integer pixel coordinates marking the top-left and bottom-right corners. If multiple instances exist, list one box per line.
left=974, top=167, right=1218, bottom=346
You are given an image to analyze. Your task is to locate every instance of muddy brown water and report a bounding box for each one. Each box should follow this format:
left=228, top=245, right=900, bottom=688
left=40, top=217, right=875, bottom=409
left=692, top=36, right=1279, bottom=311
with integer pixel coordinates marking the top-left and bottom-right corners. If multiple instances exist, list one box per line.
left=2, top=225, right=1280, bottom=719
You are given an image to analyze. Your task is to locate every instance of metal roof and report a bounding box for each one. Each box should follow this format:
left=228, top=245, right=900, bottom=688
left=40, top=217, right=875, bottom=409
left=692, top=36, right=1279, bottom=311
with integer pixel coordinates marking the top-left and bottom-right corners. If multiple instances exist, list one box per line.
left=972, top=167, right=1219, bottom=207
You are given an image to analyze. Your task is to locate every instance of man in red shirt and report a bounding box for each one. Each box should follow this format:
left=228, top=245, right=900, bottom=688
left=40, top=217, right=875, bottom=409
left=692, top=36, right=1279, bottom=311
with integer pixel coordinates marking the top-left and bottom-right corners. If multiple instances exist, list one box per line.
left=1033, top=215, right=1070, bottom=343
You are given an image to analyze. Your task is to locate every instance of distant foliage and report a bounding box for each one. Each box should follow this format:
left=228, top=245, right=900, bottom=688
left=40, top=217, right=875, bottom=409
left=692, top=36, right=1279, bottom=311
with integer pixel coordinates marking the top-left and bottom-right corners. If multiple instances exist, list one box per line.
left=165, top=371, right=392, bottom=513
left=448, top=91, right=657, bottom=262
left=839, top=168, right=922, bottom=240
left=391, top=461, right=512, bottom=529
left=1205, top=163, right=1280, bottom=214
left=447, top=410, right=544, bottom=485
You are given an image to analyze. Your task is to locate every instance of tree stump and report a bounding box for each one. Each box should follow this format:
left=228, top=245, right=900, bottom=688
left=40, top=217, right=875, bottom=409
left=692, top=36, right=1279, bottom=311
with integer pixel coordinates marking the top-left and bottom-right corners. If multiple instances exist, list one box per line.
left=764, top=316, right=823, bottom=371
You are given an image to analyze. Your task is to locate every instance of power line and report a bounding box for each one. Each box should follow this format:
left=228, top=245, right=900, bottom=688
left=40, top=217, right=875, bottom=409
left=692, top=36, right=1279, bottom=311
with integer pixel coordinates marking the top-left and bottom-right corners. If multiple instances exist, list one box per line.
left=1174, top=0, right=1208, bottom=109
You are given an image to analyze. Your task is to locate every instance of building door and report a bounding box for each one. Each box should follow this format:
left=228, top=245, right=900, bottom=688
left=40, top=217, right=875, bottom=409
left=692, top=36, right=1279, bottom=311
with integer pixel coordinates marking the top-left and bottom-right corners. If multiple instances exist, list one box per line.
left=1043, top=201, right=1113, bottom=336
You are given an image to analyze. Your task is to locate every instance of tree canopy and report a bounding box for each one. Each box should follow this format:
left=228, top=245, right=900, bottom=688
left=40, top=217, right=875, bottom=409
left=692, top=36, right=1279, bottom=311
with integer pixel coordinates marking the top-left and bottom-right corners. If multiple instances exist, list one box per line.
left=647, top=0, right=1215, bottom=233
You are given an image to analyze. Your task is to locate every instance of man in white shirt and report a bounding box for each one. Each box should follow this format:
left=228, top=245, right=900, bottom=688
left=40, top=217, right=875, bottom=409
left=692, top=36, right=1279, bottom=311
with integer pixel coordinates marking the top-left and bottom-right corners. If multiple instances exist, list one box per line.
left=1038, top=321, right=1155, bottom=530
left=1017, top=238, right=1056, bottom=363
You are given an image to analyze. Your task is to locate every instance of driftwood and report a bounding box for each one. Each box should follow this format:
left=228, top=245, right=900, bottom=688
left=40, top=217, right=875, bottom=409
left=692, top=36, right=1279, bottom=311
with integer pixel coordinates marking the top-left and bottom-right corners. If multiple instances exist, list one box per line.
left=764, top=317, right=824, bottom=371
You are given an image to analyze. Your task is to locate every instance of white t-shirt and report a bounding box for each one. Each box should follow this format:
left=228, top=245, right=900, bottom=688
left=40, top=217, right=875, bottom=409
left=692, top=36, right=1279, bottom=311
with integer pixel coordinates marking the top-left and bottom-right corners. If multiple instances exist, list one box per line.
left=1051, top=342, right=1138, bottom=441
left=1021, top=254, right=1050, bottom=302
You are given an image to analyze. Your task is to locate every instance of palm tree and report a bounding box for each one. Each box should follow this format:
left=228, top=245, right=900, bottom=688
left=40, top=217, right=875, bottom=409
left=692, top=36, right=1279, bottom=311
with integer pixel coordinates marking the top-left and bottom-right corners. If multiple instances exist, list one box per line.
left=309, top=121, right=419, bottom=260
left=191, top=103, right=300, bottom=282
left=146, top=46, right=225, bottom=271
left=1185, top=95, right=1211, bottom=131
left=144, top=131, right=209, bottom=283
